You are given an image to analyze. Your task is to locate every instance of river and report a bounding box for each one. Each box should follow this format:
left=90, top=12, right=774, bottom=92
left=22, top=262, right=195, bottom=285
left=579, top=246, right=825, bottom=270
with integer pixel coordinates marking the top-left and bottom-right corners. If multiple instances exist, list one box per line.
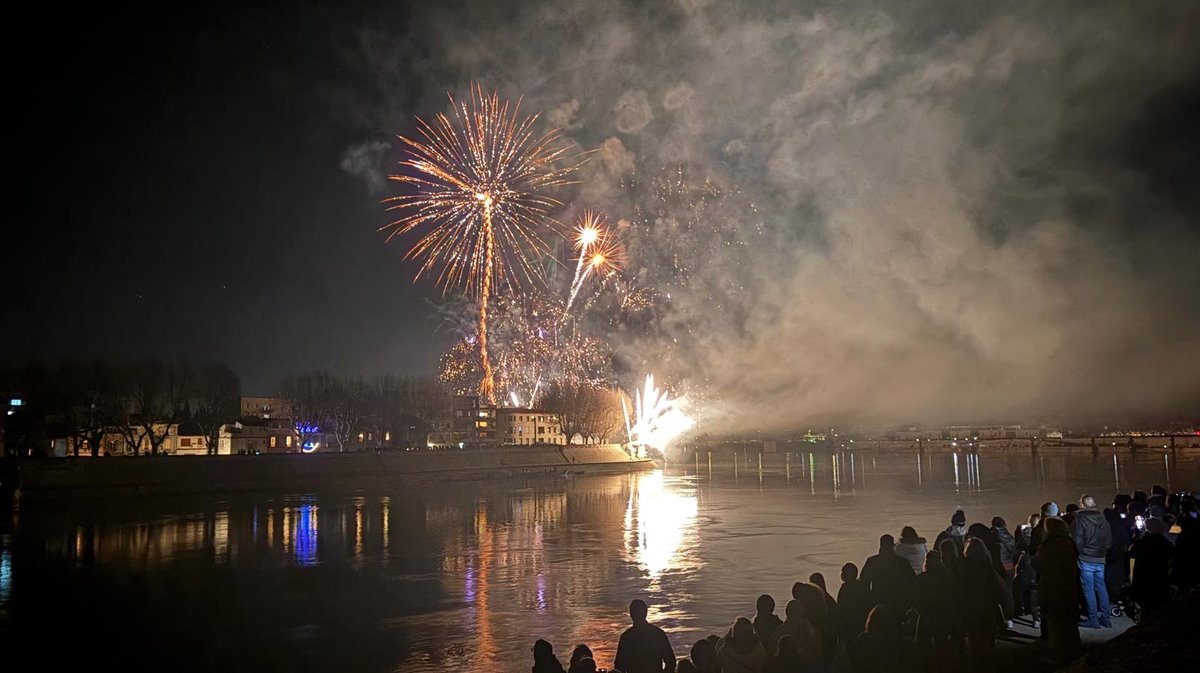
left=0, top=446, right=1195, bottom=671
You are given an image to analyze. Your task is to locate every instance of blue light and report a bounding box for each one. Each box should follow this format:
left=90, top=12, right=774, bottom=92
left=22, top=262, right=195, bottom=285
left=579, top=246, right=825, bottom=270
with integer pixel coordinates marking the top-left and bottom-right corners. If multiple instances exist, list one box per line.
left=8, top=399, right=22, bottom=407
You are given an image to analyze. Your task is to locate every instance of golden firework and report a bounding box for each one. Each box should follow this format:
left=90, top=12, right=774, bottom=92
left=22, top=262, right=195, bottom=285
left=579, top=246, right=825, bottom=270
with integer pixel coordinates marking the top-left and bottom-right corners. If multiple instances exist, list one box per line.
left=385, top=83, right=582, bottom=403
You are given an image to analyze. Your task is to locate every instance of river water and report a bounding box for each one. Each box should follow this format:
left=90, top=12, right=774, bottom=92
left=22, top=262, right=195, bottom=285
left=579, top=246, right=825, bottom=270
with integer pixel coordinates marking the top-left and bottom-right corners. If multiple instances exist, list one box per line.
left=0, top=447, right=1195, bottom=671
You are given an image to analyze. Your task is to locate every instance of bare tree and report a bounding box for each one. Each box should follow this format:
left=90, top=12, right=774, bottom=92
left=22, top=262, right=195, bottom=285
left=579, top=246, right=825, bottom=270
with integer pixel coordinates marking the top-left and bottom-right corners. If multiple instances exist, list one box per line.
left=193, top=361, right=240, bottom=455
left=121, top=360, right=190, bottom=455
left=327, top=375, right=367, bottom=452
left=280, top=372, right=334, bottom=452
left=540, top=382, right=626, bottom=444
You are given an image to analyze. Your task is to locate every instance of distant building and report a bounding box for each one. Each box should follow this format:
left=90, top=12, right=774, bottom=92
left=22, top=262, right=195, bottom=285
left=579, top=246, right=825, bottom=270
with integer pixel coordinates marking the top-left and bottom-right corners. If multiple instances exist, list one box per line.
left=240, top=397, right=290, bottom=419
left=427, top=395, right=565, bottom=448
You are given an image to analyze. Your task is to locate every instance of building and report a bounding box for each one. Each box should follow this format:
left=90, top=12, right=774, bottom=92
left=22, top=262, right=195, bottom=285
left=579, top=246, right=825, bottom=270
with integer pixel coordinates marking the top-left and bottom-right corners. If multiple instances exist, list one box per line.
left=240, top=397, right=290, bottom=419
left=427, top=395, right=566, bottom=448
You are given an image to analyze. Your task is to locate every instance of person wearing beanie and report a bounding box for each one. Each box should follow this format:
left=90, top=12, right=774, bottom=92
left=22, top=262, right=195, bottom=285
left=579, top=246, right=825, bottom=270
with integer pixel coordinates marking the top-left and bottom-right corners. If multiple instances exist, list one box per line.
left=935, top=510, right=968, bottom=556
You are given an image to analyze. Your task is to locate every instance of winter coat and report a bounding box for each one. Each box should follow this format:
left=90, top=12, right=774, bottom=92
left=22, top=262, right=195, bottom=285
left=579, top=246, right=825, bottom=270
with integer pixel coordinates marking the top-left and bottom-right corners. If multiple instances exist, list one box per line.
left=914, top=567, right=956, bottom=639
left=717, top=637, right=767, bottom=673
left=894, top=537, right=929, bottom=575
left=1071, top=510, right=1112, bottom=563
left=1034, top=521, right=1079, bottom=618
left=1129, top=533, right=1173, bottom=612
left=991, top=526, right=1018, bottom=569
left=836, top=579, right=874, bottom=640
left=935, top=525, right=967, bottom=557
left=860, top=550, right=916, bottom=611
left=956, top=559, right=1006, bottom=629
left=753, top=612, right=783, bottom=649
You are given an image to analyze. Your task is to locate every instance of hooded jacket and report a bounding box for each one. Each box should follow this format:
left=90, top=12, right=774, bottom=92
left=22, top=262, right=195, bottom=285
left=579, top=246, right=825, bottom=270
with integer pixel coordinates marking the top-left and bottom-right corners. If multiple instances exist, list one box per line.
left=1071, top=509, right=1112, bottom=563
left=895, top=536, right=929, bottom=576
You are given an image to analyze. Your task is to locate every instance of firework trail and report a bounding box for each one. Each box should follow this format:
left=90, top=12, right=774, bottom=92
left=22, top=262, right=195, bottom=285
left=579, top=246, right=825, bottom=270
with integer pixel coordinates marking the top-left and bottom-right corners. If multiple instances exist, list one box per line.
left=565, top=211, right=624, bottom=314
left=385, top=83, right=582, bottom=404
left=623, top=374, right=694, bottom=457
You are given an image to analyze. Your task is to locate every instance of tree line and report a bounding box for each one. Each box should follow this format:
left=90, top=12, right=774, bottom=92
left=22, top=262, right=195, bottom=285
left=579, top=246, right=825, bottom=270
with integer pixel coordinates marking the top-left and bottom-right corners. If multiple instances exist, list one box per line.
left=1, top=359, right=239, bottom=457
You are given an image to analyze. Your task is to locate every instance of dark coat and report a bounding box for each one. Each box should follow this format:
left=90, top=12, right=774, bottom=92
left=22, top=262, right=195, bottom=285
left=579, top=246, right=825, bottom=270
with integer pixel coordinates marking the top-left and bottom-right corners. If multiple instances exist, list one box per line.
left=914, top=567, right=956, bottom=638
left=860, top=550, right=915, bottom=611
left=836, top=579, right=874, bottom=640
left=992, top=526, right=1018, bottom=568
left=1128, top=533, right=1173, bottom=612
left=1034, top=527, right=1079, bottom=618
left=1071, top=510, right=1112, bottom=563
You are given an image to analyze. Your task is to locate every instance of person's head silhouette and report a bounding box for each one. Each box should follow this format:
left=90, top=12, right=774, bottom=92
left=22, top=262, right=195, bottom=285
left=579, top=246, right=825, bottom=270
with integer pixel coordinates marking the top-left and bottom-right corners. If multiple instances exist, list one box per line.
left=629, top=599, right=649, bottom=624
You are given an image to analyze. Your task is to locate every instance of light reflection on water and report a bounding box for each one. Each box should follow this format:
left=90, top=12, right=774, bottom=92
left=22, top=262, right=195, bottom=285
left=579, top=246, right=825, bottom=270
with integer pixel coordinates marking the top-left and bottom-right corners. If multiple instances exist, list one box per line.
left=0, top=447, right=1196, bottom=671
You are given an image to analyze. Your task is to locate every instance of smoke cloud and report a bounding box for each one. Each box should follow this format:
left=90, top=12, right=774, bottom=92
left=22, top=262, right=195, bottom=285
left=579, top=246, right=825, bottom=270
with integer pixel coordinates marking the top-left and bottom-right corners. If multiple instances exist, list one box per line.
left=335, top=0, right=1200, bottom=430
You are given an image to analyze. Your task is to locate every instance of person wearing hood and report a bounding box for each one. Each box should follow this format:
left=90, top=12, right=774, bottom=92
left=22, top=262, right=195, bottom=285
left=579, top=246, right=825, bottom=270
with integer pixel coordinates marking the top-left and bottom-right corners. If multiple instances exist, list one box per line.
left=853, top=604, right=901, bottom=673
left=934, top=510, right=968, bottom=557
left=1034, top=517, right=1080, bottom=661
left=895, top=526, right=929, bottom=575
left=1128, top=517, right=1173, bottom=616
left=768, top=600, right=820, bottom=669
left=717, top=617, right=767, bottom=673
left=753, top=594, right=784, bottom=649
left=808, top=573, right=839, bottom=670
left=690, top=639, right=719, bottom=673
left=914, top=550, right=956, bottom=673
left=1071, top=494, right=1113, bottom=628
left=957, top=539, right=1007, bottom=660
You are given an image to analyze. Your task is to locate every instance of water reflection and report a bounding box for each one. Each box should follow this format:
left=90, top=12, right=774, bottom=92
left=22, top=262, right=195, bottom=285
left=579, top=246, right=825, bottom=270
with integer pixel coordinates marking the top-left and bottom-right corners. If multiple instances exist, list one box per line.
left=623, top=470, right=699, bottom=579
left=4, top=448, right=1197, bottom=671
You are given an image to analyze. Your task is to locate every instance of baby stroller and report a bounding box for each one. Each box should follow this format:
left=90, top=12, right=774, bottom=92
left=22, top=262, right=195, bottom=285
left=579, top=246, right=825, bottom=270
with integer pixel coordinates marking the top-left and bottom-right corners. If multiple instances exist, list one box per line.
left=1109, top=584, right=1140, bottom=623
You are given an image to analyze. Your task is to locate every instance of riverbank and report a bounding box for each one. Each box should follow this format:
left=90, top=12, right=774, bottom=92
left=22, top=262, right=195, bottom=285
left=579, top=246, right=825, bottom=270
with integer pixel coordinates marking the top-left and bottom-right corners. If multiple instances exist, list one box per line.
left=1055, top=588, right=1200, bottom=672
left=2, top=444, right=656, bottom=498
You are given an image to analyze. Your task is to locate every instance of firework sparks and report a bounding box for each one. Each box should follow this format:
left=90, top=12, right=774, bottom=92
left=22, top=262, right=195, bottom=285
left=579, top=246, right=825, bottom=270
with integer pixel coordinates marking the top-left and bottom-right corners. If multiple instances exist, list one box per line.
left=385, top=83, right=582, bottom=404
left=565, top=211, right=624, bottom=313
left=623, top=374, right=695, bottom=457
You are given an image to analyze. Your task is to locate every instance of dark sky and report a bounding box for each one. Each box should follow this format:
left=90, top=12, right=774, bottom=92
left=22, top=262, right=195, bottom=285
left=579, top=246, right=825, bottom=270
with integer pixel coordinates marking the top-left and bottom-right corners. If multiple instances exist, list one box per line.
left=7, top=1, right=1200, bottom=424
left=8, top=2, right=443, bottom=393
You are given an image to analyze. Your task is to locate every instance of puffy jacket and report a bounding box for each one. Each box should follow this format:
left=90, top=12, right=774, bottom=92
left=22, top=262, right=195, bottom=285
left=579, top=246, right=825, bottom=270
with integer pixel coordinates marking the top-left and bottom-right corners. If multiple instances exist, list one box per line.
left=1071, top=509, right=1112, bottom=563
left=992, top=526, right=1018, bottom=568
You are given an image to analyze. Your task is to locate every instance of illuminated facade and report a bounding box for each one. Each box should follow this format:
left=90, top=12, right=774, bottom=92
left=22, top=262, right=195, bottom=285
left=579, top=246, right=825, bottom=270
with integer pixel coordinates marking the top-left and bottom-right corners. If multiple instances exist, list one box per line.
left=428, top=395, right=565, bottom=447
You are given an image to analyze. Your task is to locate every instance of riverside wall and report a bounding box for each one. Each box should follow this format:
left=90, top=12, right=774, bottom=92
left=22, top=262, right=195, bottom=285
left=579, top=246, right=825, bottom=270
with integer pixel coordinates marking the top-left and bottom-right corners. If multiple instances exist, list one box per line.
left=2, top=444, right=655, bottom=498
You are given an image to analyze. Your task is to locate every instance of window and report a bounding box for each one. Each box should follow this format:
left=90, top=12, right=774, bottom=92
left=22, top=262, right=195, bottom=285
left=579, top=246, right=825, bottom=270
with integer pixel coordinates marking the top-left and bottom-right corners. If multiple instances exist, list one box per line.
left=477, top=421, right=489, bottom=428
left=285, top=435, right=293, bottom=448
left=384, top=431, right=391, bottom=442
left=358, top=432, right=365, bottom=443
left=270, top=436, right=278, bottom=449
left=538, top=427, right=545, bottom=434
left=180, top=438, right=191, bottom=448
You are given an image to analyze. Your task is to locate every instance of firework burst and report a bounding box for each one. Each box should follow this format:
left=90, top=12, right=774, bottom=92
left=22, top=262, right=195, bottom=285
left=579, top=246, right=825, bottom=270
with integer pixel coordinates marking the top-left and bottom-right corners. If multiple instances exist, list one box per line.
left=623, top=374, right=694, bottom=457
left=385, top=83, right=582, bottom=404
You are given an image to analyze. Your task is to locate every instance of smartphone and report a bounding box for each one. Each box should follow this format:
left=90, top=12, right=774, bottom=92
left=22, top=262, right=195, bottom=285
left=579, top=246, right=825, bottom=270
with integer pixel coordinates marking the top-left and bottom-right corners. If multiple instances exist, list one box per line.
left=1135, top=515, right=1145, bottom=530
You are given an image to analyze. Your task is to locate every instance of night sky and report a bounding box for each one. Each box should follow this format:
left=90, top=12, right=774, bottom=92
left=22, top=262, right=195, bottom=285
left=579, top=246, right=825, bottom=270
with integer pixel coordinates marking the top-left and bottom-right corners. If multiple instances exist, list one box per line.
left=7, top=1, right=1200, bottom=424
left=8, top=3, right=442, bottom=392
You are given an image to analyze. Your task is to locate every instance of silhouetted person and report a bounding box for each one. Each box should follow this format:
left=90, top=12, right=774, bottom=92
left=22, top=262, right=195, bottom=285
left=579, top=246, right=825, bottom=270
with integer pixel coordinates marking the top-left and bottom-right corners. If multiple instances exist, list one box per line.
left=896, top=526, right=929, bottom=575
left=533, top=639, right=566, bottom=673
left=836, top=563, right=873, bottom=665
left=690, top=639, right=718, bottom=673
left=790, top=581, right=828, bottom=644
left=1173, top=501, right=1200, bottom=592
left=570, top=645, right=595, bottom=670
left=1128, top=517, right=1173, bottom=615
left=615, top=600, right=676, bottom=673
left=753, top=594, right=783, bottom=649
left=717, top=616, right=767, bottom=673
left=1027, top=502, right=1059, bottom=556
left=966, top=522, right=1006, bottom=580
left=1062, top=503, right=1079, bottom=527
left=1103, top=508, right=1131, bottom=602
left=915, top=550, right=955, bottom=673
left=569, top=658, right=598, bottom=673
left=675, top=660, right=697, bottom=673
left=1034, top=518, right=1080, bottom=662
left=809, top=572, right=839, bottom=669
left=853, top=605, right=900, bottom=673
left=1071, top=494, right=1112, bottom=628
left=957, top=539, right=1005, bottom=666
left=768, top=600, right=819, bottom=668
left=938, top=538, right=962, bottom=578
left=763, top=633, right=804, bottom=673
left=934, top=510, right=967, bottom=557
left=861, top=534, right=915, bottom=612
